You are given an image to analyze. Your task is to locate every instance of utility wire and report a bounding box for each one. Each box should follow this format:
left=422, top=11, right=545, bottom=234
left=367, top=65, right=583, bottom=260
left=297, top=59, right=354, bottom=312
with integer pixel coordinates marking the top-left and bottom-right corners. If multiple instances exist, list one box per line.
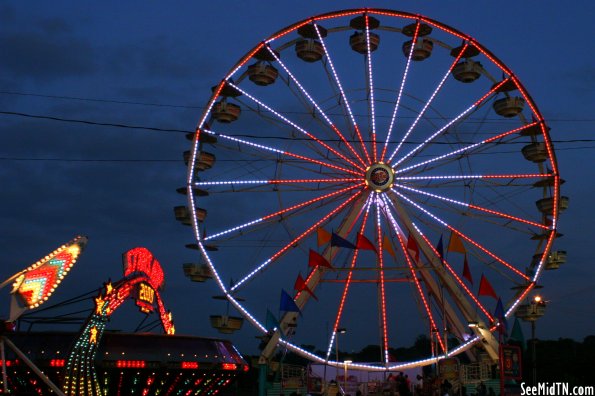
left=1, top=110, right=594, bottom=145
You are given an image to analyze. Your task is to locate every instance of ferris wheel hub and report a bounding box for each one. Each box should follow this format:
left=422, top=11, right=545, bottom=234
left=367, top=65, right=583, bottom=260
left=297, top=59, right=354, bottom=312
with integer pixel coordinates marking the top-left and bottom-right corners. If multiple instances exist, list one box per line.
left=365, top=163, right=395, bottom=192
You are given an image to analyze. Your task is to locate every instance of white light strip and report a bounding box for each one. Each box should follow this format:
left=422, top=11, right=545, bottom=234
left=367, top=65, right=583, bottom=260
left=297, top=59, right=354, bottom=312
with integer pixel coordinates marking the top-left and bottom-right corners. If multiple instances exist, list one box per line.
left=365, top=17, right=377, bottom=162
left=204, top=219, right=263, bottom=241
left=395, top=184, right=470, bottom=208
left=326, top=331, right=337, bottom=360
left=383, top=21, right=418, bottom=162
left=387, top=46, right=463, bottom=163
left=391, top=101, right=480, bottom=169
left=204, top=129, right=359, bottom=176
left=264, top=46, right=365, bottom=167
left=227, top=81, right=364, bottom=170
left=231, top=190, right=362, bottom=291
left=315, top=23, right=371, bottom=164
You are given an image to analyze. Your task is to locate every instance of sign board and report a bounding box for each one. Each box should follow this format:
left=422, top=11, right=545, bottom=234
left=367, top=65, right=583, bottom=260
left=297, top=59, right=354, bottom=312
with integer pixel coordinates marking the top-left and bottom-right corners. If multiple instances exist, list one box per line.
left=502, top=345, right=522, bottom=380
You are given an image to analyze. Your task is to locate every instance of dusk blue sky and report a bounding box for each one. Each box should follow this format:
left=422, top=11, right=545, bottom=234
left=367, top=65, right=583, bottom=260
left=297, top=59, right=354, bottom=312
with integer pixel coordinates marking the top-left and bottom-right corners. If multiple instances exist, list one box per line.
left=1, top=1, right=593, bottom=358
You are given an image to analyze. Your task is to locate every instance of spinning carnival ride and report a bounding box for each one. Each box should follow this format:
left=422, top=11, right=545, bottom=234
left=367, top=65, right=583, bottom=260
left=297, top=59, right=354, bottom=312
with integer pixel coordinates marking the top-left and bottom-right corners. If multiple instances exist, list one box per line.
left=179, top=9, right=566, bottom=371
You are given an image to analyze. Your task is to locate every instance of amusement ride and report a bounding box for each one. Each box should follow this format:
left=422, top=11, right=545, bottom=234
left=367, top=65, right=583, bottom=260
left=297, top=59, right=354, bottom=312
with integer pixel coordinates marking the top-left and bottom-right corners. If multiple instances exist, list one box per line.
left=179, top=8, right=566, bottom=376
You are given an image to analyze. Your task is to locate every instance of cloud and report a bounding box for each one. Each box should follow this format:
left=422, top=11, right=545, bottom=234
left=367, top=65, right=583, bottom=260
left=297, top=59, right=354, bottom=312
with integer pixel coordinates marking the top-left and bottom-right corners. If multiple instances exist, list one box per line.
left=0, top=31, right=95, bottom=81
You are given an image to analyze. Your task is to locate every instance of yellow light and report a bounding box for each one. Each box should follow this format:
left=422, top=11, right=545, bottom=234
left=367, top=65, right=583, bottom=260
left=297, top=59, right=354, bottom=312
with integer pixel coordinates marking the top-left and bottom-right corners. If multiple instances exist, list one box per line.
left=534, top=295, right=542, bottom=303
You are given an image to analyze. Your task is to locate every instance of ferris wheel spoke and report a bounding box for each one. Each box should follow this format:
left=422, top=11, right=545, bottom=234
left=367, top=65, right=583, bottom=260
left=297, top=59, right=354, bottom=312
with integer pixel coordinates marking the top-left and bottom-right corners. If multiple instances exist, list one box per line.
left=203, top=128, right=361, bottom=176
left=393, top=184, right=548, bottom=230
left=380, top=21, right=420, bottom=162
left=380, top=198, right=447, bottom=354
left=226, top=81, right=365, bottom=171
left=408, top=220, right=496, bottom=323
left=383, top=194, right=496, bottom=324
left=391, top=78, right=511, bottom=169
left=204, top=184, right=363, bottom=242
left=230, top=188, right=366, bottom=292
left=386, top=43, right=469, bottom=164
left=364, top=14, right=378, bottom=162
left=394, top=121, right=541, bottom=175
left=314, top=23, right=372, bottom=164
left=195, top=178, right=362, bottom=189
left=394, top=172, right=551, bottom=183
left=264, top=46, right=367, bottom=168
left=374, top=196, right=390, bottom=363
left=325, top=199, right=374, bottom=360
left=391, top=189, right=530, bottom=281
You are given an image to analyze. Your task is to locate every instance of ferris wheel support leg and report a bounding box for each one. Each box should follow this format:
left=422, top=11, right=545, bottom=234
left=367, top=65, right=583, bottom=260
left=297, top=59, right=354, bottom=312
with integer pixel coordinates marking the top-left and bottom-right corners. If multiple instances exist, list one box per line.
left=258, top=194, right=369, bottom=364
left=385, top=193, right=500, bottom=361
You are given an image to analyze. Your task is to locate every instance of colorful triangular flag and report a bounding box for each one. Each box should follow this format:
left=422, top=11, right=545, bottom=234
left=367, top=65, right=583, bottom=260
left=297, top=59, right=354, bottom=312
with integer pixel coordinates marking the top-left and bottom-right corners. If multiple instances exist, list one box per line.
left=308, top=249, right=333, bottom=269
left=436, top=235, right=444, bottom=264
left=462, top=254, right=473, bottom=285
left=356, top=233, right=377, bottom=253
left=317, top=228, right=332, bottom=247
left=406, top=233, right=420, bottom=262
left=331, top=233, right=356, bottom=249
left=383, top=235, right=396, bottom=259
left=266, top=309, right=281, bottom=332
left=494, top=297, right=508, bottom=335
left=294, top=273, right=318, bottom=301
left=478, top=274, right=498, bottom=300
left=447, top=231, right=466, bottom=254
left=508, top=317, right=525, bottom=349
left=280, top=289, right=301, bottom=315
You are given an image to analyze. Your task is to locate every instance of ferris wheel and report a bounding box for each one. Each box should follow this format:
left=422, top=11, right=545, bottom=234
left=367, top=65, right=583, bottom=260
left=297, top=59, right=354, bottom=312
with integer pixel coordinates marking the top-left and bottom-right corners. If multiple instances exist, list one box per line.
left=179, top=9, right=566, bottom=370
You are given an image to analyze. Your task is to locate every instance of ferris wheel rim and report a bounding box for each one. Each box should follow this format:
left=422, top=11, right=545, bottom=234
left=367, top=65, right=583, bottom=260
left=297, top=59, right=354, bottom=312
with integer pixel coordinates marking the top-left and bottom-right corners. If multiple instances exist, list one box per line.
left=185, top=8, right=560, bottom=369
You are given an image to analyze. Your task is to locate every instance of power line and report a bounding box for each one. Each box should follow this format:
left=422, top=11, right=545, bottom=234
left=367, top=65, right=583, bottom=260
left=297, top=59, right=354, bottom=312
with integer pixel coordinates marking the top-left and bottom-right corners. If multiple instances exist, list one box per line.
left=1, top=110, right=594, bottom=146
left=1, top=90, right=594, bottom=123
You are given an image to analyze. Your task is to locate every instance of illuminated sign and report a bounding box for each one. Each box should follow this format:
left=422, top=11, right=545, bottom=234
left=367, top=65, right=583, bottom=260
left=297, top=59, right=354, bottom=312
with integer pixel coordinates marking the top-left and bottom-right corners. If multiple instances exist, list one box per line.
left=136, top=282, right=156, bottom=313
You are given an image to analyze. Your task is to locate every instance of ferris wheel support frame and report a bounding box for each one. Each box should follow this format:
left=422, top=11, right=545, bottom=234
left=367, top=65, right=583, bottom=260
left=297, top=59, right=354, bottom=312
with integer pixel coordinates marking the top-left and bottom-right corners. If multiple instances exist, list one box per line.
left=258, top=192, right=370, bottom=366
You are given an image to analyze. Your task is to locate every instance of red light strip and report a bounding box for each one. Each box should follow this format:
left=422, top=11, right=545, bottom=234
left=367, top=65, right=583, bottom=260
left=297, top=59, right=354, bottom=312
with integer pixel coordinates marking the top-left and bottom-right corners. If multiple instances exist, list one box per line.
left=407, top=220, right=495, bottom=322
left=181, top=361, right=199, bottom=369
left=365, top=14, right=378, bottom=163
left=206, top=184, right=362, bottom=241
left=231, top=188, right=365, bottom=291
left=381, top=201, right=446, bottom=354
left=394, top=173, right=550, bottom=181
left=332, top=199, right=373, bottom=333
left=205, top=129, right=360, bottom=176
left=195, top=178, right=362, bottom=186
left=392, top=79, right=509, bottom=169
left=387, top=42, right=469, bottom=164
left=227, top=82, right=365, bottom=171
left=297, top=192, right=372, bottom=305
left=392, top=189, right=529, bottom=281
left=264, top=45, right=366, bottom=168
left=394, top=184, right=547, bottom=230
left=448, top=225, right=528, bottom=280
left=374, top=196, right=389, bottom=363
left=382, top=20, right=420, bottom=162
left=394, top=121, right=540, bottom=175
left=222, top=363, right=237, bottom=371
left=115, top=360, right=146, bottom=368
left=314, top=22, right=371, bottom=165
